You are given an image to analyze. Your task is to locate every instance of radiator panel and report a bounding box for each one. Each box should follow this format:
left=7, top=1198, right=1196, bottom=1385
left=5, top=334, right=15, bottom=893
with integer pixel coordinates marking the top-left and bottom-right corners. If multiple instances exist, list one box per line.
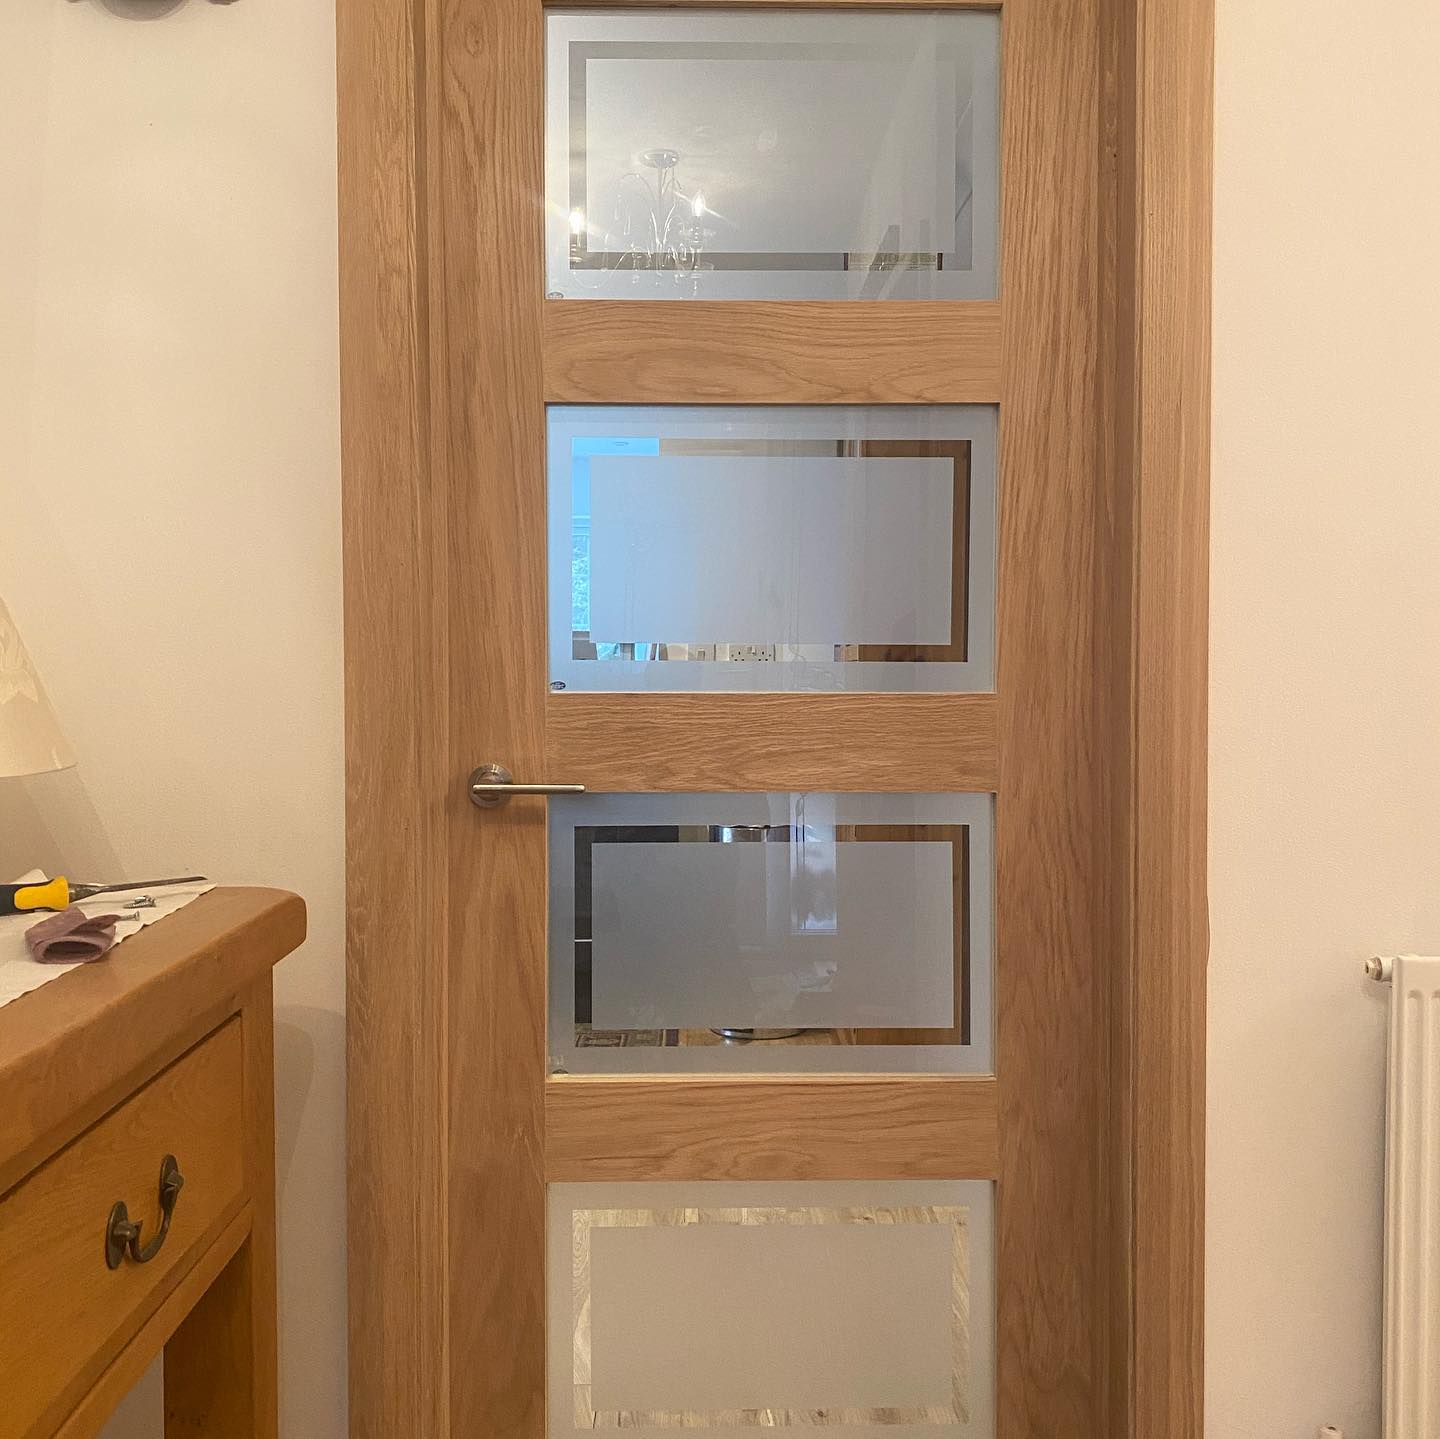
left=1384, top=955, right=1440, bottom=1438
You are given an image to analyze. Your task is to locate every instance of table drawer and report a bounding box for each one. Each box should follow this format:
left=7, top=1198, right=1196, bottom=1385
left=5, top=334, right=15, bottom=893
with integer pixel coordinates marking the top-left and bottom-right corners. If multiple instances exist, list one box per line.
left=0, top=1018, right=246, bottom=1439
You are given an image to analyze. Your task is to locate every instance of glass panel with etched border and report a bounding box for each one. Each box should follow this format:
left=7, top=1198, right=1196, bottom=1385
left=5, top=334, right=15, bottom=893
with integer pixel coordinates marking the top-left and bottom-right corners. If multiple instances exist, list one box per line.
left=548, top=791, right=993, bottom=1075
left=545, top=9, right=1000, bottom=301
left=548, top=1179, right=996, bottom=1437
left=549, top=405, right=996, bottom=694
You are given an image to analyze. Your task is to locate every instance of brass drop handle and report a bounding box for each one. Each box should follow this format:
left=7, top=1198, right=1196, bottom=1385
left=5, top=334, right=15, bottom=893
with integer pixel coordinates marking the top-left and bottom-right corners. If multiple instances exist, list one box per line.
left=105, top=1155, right=184, bottom=1270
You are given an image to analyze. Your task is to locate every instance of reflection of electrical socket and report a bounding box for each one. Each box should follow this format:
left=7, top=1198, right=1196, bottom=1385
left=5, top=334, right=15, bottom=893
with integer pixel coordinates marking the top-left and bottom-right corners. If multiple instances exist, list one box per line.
left=726, top=644, right=776, bottom=662
left=687, top=643, right=716, bottom=661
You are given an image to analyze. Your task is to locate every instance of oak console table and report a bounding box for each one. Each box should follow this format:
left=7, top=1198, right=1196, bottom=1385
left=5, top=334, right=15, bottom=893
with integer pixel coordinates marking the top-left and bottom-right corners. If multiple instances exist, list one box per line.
left=0, top=887, right=306, bottom=1439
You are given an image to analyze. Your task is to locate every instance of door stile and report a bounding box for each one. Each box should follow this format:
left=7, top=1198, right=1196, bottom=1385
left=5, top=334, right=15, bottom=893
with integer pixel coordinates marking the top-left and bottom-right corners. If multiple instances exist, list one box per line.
left=339, top=0, right=452, bottom=1431
left=994, top=0, right=1109, bottom=1434
left=434, top=0, right=550, bottom=1434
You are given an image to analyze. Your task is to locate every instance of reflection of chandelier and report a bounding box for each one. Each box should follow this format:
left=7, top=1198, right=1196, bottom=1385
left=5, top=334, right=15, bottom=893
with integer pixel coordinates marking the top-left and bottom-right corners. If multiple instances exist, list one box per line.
left=607, top=147, right=710, bottom=276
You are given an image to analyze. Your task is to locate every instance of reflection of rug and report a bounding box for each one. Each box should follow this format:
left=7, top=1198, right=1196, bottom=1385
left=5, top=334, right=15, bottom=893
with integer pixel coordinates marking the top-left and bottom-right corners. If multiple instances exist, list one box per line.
left=574, top=1027, right=679, bottom=1048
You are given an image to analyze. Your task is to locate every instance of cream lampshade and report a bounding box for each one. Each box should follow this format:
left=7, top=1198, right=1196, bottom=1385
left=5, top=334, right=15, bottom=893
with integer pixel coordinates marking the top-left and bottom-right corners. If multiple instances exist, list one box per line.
left=0, top=595, right=76, bottom=778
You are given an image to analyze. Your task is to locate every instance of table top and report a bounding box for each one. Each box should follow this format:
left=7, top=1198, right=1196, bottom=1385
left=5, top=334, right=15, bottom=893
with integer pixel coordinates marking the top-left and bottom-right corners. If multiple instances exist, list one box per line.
left=0, top=887, right=305, bottom=1187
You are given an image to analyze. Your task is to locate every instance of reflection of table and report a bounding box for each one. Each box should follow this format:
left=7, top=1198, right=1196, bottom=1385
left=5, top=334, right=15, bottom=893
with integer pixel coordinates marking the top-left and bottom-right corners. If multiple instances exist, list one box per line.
left=0, top=888, right=305, bottom=1439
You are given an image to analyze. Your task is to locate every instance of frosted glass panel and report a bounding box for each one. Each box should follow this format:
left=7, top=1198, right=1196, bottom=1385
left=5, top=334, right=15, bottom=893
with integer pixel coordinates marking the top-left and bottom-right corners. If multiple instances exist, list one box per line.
left=590, top=842, right=954, bottom=1029
left=548, top=791, right=993, bottom=1074
left=548, top=406, right=997, bottom=694
left=588, top=459, right=954, bottom=643
left=545, top=10, right=1000, bottom=300
left=548, top=1179, right=995, bottom=1436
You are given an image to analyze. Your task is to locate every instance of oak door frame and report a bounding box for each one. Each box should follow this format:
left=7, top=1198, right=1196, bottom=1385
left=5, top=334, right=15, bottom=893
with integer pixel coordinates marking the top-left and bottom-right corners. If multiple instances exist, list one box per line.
left=337, top=0, right=1210, bottom=1435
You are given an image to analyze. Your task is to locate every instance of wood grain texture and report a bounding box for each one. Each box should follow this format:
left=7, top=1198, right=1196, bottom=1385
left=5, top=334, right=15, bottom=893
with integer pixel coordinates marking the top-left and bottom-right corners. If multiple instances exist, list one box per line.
left=433, top=0, right=548, bottom=1433
left=0, top=888, right=303, bottom=1195
left=337, top=0, right=452, bottom=1433
left=244, top=976, right=279, bottom=1438
left=995, top=1, right=1105, bottom=1433
left=336, top=0, right=1212, bottom=1429
left=51, top=1208, right=251, bottom=1439
left=0, top=1024, right=246, bottom=1439
left=544, top=301, right=1002, bottom=404
left=163, top=1237, right=268, bottom=1439
left=547, top=693, right=998, bottom=792
left=165, top=977, right=280, bottom=1439
left=1123, top=0, right=1212, bottom=1433
left=1095, top=0, right=1136, bottom=1425
left=546, top=1077, right=999, bottom=1182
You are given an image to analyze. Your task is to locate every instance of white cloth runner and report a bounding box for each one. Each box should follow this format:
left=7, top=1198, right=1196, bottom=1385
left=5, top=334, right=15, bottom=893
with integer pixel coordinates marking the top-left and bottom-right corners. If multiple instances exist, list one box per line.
left=0, top=870, right=214, bottom=1010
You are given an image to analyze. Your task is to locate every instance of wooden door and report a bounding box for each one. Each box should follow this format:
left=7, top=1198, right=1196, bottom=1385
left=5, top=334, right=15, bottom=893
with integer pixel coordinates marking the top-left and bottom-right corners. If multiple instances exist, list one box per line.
left=340, top=0, right=1212, bottom=1436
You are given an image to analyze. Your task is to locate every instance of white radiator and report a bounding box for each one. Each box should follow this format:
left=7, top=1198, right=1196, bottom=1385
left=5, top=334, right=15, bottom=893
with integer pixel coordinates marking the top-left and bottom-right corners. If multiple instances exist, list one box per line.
left=1368, top=953, right=1440, bottom=1437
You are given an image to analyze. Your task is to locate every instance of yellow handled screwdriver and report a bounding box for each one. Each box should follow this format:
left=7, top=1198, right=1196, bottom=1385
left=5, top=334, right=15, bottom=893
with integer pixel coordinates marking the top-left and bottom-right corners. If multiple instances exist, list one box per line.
left=1, top=876, right=207, bottom=918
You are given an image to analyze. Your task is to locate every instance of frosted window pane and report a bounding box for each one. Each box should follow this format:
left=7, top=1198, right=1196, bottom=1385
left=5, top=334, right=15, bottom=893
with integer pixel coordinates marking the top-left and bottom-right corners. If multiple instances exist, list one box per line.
left=548, top=406, right=997, bottom=694
left=548, top=1179, right=995, bottom=1437
left=548, top=791, right=993, bottom=1075
left=589, top=842, right=955, bottom=1030
left=545, top=10, right=1000, bottom=300
left=587, top=458, right=955, bottom=644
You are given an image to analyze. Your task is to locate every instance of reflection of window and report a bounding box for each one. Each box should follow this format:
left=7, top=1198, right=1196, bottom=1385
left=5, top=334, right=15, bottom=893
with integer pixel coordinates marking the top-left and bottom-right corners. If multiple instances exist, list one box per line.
left=790, top=794, right=838, bottom=937
left=571, top=436, right=658, bottom=641
left=570, top=529, right=589, bottom=635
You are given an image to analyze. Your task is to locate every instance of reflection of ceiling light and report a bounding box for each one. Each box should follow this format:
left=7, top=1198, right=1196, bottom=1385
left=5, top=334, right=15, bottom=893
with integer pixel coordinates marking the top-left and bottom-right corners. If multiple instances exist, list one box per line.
left=567, top=147, right=707, bottom=290
left=601, top=148, right=709, bottom=283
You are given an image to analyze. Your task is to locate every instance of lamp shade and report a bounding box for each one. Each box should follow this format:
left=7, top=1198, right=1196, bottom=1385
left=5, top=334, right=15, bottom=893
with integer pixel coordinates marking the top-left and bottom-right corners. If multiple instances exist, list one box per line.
left=0, top=595, right=76, bottom=778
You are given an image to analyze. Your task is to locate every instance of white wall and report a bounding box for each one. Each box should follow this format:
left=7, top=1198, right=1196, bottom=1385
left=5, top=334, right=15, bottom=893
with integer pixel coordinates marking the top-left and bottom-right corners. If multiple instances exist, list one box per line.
left=0, top=2, right=343, bottom=1435
left=1208, top=2, right=1440, bottom=1436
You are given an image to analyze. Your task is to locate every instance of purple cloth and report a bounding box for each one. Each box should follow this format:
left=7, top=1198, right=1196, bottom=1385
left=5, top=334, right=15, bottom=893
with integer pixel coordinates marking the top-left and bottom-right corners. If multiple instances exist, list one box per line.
left=25, top=907, right=125, bottom=964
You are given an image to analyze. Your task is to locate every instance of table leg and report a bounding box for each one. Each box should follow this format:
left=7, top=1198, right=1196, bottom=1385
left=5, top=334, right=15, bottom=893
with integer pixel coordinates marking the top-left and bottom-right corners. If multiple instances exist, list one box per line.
left=163, top=977, right=278, bottom=1437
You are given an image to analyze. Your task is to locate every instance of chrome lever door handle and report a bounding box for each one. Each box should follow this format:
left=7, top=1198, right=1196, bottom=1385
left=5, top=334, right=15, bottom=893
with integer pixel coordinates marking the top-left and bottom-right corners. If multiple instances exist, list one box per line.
left=468, top=763, right=586, bottom=808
